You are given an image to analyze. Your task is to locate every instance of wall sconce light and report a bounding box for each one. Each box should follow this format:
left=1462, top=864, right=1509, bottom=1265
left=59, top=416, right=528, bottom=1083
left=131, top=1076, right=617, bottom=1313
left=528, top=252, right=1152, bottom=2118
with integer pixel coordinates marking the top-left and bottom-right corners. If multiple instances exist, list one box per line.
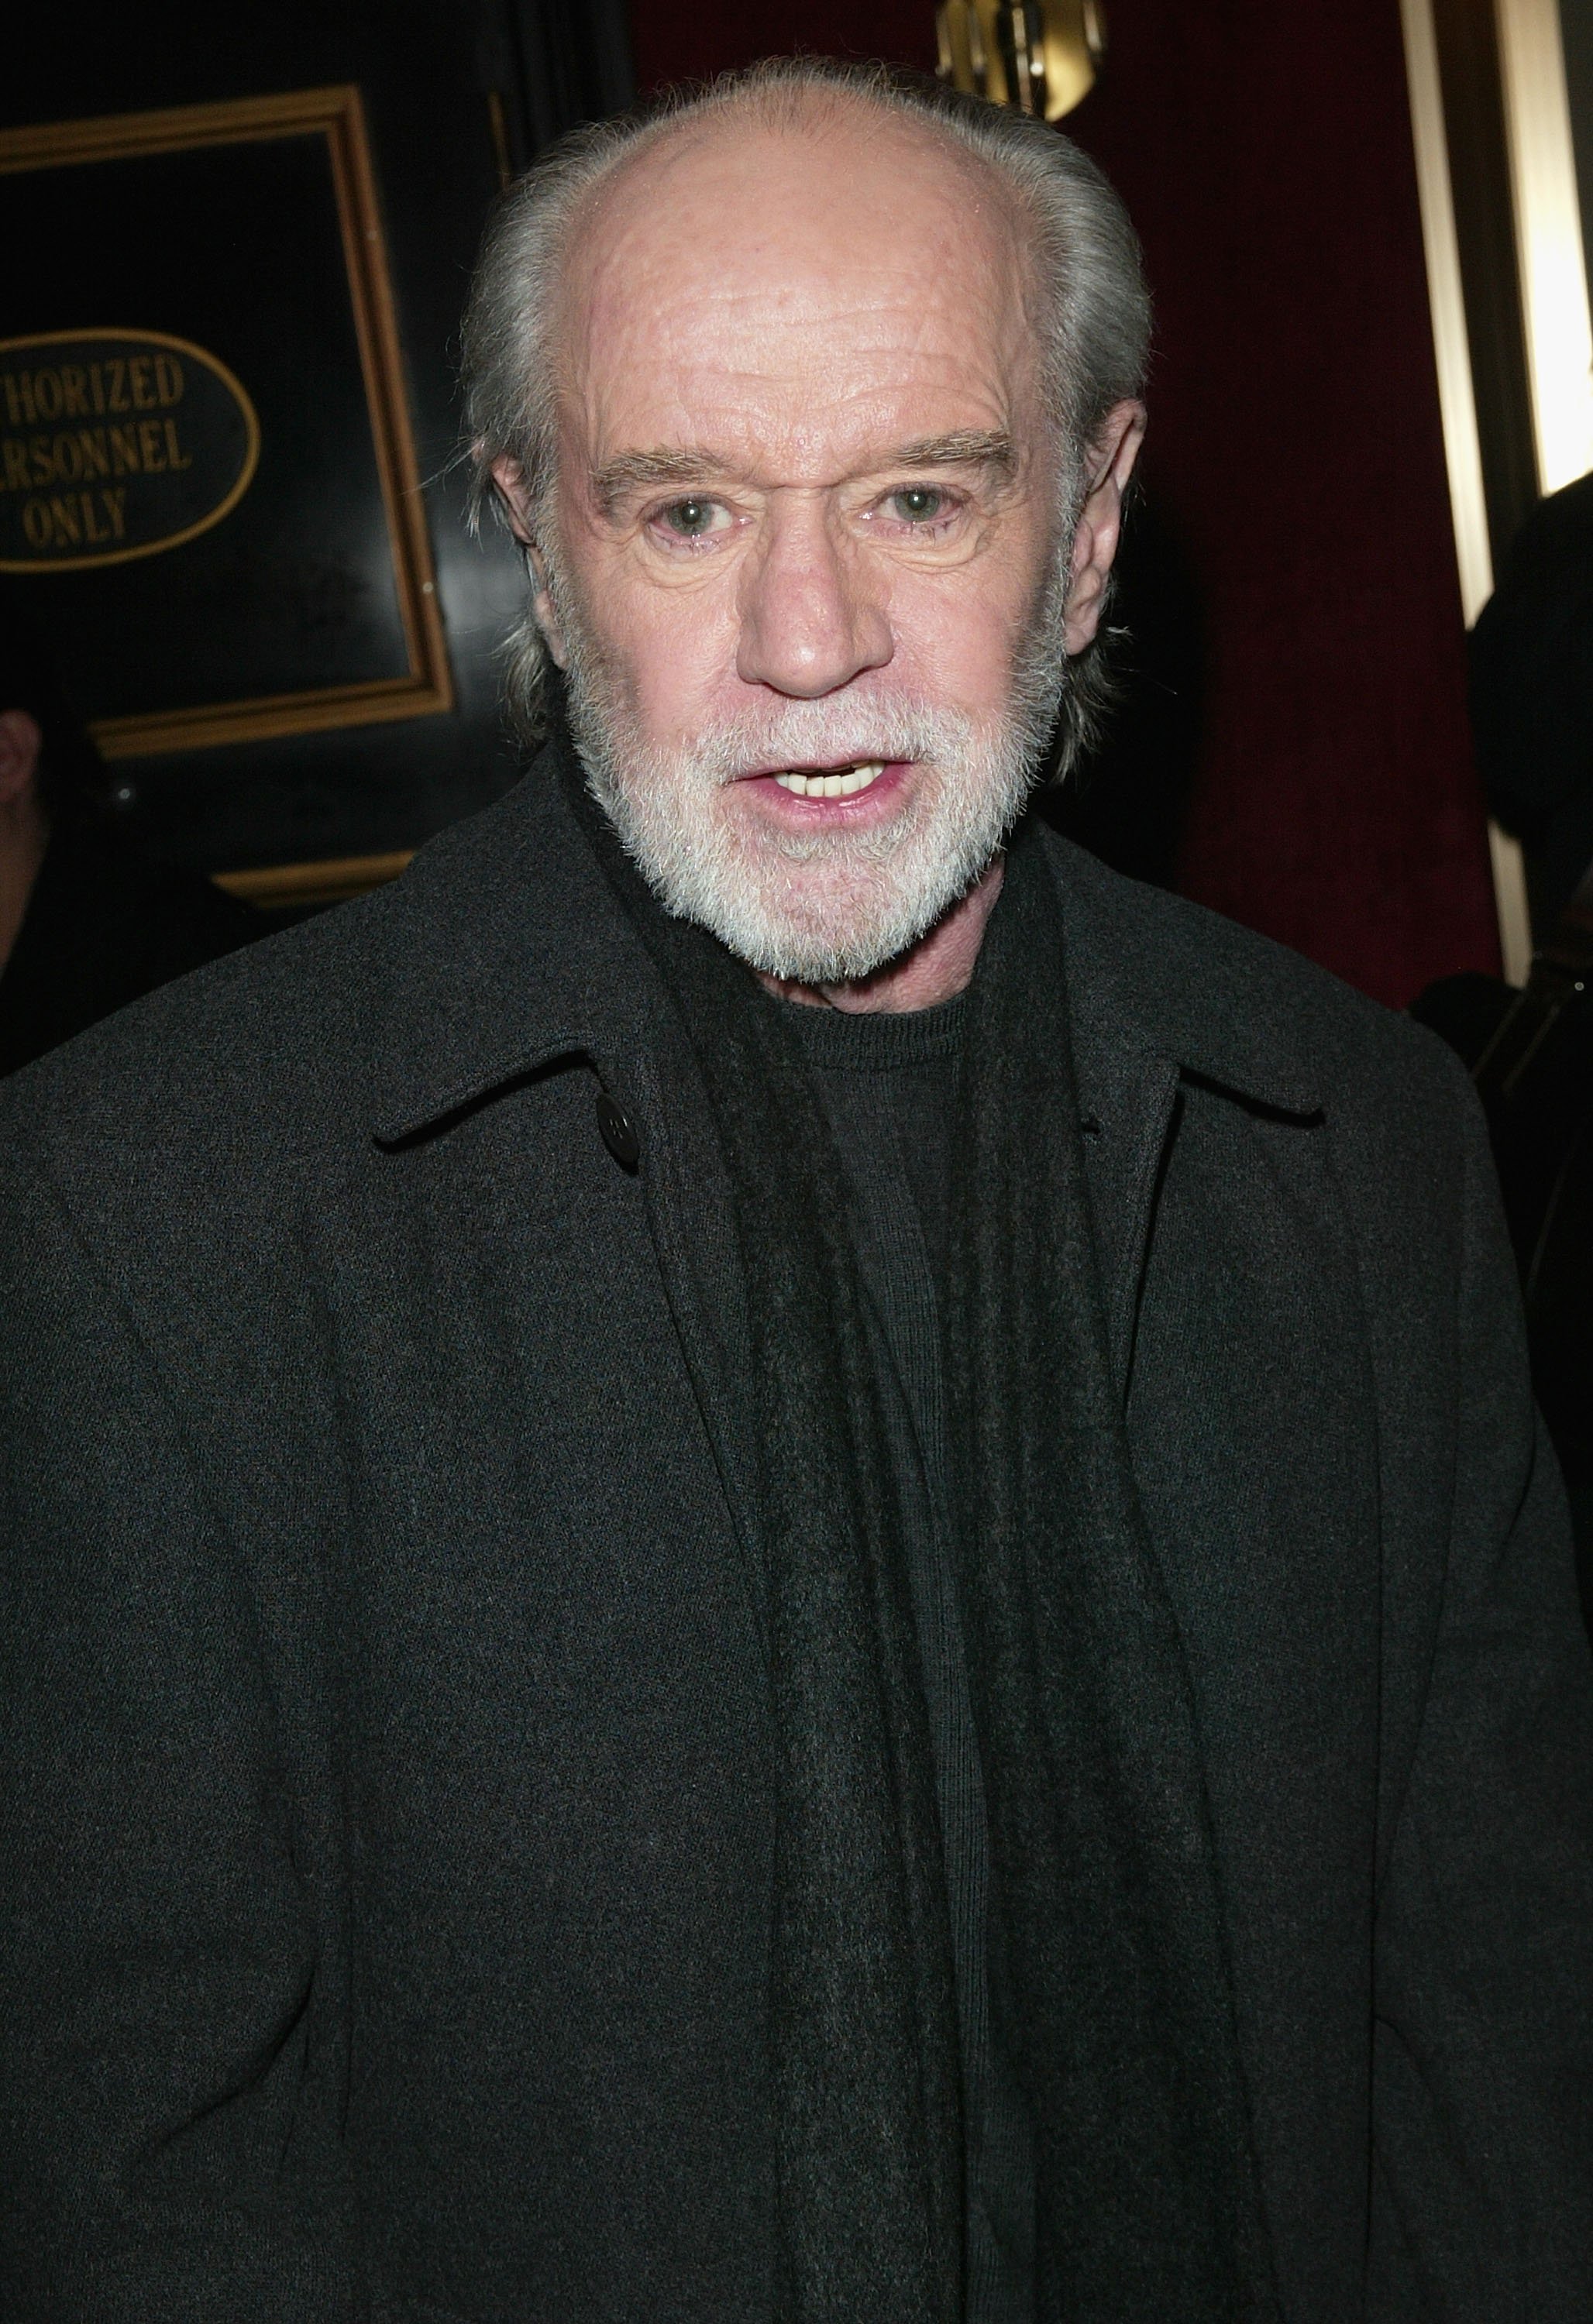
left=935, top=0, right=1105, bottom=122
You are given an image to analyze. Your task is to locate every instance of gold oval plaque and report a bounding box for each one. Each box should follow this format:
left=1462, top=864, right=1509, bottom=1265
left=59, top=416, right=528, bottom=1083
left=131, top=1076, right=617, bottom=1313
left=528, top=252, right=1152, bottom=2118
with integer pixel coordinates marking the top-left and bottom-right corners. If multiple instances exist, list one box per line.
left=0, top=326, right=260, bottom=576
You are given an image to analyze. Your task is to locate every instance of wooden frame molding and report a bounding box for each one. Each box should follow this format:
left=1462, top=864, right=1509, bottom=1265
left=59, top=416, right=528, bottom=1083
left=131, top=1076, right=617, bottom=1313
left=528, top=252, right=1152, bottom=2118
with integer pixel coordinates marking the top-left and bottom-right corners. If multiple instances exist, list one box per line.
left=213, top=847, right=415, bottom=911
left=0, top=86, right=453, bottom=758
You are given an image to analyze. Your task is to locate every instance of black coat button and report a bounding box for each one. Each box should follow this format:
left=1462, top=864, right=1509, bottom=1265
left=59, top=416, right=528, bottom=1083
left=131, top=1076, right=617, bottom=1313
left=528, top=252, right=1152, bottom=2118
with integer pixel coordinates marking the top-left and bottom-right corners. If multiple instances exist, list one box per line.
left=595, top=1091, right=640, bottom=1171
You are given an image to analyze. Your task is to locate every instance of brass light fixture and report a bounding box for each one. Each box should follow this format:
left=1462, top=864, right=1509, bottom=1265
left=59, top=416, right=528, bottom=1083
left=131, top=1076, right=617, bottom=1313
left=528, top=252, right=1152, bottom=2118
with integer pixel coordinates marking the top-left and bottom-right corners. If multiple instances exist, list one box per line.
left=935, top=0, right=1106, bottom=122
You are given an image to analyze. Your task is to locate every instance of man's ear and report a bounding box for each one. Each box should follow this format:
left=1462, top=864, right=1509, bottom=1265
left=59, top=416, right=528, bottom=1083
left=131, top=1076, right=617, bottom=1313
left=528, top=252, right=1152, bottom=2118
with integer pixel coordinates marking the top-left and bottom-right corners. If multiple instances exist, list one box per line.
left=1063, top=399, right=1147, bottom=656
left=0, top=710, right=43, bottom=810
left=489, top=455, right=569, bottom=669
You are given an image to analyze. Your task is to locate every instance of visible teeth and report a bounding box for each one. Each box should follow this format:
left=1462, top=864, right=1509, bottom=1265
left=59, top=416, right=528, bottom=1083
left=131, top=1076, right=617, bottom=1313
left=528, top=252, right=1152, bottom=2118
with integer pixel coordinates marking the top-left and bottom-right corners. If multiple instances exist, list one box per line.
left=773, top=761, right=886, bottom=798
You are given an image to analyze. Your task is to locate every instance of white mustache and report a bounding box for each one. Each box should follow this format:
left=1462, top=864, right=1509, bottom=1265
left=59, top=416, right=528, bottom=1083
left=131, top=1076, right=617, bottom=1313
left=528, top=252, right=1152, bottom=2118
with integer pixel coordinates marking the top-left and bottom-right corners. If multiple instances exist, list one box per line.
left=682, top=701, right=975, bottom=786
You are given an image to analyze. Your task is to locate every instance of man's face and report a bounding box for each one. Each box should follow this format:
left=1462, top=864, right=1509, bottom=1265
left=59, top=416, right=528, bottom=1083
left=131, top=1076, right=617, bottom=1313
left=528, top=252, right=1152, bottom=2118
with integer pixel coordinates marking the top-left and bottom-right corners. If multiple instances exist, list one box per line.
left=510, top=116, right=1082, bottom=981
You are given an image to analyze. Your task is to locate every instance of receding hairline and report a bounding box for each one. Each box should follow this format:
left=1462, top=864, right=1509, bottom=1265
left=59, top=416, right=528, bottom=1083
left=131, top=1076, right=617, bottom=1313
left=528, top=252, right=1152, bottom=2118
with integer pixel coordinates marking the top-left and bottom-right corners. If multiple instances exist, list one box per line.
left=533, top=87, right=1053, bottom=496
left=590, top=74, right=1022, bottom=198
left=550, top=80, right=1043, bottom=333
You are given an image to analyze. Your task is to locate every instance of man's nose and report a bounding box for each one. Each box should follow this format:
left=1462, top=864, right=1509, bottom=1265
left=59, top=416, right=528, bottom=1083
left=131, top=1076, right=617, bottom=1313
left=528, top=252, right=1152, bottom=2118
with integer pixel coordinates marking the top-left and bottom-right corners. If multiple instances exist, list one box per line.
left=735, top=499, right=892, bottom=697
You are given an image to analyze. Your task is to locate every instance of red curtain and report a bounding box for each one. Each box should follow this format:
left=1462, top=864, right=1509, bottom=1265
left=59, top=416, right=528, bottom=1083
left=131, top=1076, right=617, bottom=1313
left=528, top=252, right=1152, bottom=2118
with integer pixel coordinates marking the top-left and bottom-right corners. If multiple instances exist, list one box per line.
left=627, top=0, right=1502, bottom=1004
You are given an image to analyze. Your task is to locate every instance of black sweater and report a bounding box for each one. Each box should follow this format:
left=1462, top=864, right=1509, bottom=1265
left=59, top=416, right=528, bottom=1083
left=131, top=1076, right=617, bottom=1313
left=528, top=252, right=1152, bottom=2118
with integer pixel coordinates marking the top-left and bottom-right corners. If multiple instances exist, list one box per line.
left=783, top=992, right=1034, bottom=2320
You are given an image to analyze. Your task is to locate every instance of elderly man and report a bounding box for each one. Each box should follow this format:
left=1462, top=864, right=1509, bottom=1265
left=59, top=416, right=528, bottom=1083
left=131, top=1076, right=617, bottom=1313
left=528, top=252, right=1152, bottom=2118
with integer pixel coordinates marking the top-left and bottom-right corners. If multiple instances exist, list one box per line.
left=2, top=59, right=1588, bottom=2324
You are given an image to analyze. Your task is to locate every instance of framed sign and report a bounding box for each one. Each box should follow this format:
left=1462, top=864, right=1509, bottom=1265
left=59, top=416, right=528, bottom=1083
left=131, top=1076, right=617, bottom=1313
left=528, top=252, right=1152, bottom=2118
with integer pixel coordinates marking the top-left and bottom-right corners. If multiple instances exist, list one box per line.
left=0, top=85, right=452, bottom=759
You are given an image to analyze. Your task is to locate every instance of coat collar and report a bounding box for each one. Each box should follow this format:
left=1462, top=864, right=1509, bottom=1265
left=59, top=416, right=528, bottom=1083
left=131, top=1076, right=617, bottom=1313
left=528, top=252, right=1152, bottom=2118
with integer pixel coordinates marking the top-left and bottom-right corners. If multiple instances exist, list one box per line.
left=370, top=744, right=1324, bottom=1145
left=1038, top=827, right=1325, bottom=1124
left=370, top=741, right=662, bottom=1147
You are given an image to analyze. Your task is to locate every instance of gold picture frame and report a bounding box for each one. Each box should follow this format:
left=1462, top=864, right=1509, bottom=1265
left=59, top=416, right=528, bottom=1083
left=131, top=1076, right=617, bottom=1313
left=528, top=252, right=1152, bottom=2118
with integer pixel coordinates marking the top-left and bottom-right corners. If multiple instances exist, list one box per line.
left=0, top=85, right=453, bottom=759
left=212, top=847, right=415, bottom=911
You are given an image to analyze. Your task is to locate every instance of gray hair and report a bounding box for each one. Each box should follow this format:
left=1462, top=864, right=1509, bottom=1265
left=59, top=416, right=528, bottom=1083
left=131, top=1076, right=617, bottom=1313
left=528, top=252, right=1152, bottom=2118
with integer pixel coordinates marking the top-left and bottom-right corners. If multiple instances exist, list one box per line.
left=460, top=57, right=1150, bottom=774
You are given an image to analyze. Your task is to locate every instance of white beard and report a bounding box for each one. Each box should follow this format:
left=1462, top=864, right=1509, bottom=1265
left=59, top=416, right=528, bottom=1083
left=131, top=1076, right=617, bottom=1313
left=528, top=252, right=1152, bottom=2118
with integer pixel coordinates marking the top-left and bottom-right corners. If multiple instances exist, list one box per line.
left=551, top=562, right=1072, bottom=984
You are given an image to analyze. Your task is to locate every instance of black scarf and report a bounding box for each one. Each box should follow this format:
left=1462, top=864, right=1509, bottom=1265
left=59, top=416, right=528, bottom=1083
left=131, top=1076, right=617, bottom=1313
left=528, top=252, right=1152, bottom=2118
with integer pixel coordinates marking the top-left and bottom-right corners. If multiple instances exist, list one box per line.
left=563, top=755, right=1273, bottom=2322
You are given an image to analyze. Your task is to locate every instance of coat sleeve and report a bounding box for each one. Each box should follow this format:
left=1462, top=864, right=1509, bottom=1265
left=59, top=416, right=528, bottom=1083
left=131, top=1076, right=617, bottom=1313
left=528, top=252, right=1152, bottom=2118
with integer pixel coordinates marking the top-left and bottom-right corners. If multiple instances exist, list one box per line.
left=1369, top=1062, right=1593, bottom=2320
left=0, top=1152, right=352, bottom=2321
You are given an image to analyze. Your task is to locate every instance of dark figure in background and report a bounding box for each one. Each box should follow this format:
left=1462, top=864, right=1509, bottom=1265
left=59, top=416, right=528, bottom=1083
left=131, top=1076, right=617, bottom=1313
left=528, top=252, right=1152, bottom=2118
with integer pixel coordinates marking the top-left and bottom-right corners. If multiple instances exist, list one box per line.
left=1413, top=473, right=1593, bottom=1633
left=0, top=621, right=256, bottom=1076
left=1471, top=470, right=1593, bottom=933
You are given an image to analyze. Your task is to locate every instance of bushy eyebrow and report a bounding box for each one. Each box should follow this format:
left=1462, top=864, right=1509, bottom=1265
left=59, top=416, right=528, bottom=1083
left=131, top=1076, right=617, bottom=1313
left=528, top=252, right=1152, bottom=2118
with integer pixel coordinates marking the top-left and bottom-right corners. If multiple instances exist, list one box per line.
left=884, top=429, right=1017, bottom=477
left=589, top=448, right=726, bottom=510
left=588, top=428, right=1017, bottom=513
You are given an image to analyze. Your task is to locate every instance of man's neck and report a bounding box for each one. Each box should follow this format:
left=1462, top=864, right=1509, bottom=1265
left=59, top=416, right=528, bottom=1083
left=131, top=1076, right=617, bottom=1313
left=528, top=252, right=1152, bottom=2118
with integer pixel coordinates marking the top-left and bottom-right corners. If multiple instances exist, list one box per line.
left=756, top=854, right=1006, bottom=1016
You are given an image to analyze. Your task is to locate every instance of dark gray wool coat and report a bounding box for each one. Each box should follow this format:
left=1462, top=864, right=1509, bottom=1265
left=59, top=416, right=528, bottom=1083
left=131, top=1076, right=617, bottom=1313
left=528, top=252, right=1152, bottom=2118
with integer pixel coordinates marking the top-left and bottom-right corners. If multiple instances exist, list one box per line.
left=2, top=757, right=1591, bottom=2324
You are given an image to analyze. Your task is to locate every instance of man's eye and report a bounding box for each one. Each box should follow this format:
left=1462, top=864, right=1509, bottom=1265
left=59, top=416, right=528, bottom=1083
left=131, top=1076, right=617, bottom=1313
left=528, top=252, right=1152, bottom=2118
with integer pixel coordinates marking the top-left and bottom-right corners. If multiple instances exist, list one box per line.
left=658, top=497, right=723, bottom=538
left=888, top=486, right=948, bottom=524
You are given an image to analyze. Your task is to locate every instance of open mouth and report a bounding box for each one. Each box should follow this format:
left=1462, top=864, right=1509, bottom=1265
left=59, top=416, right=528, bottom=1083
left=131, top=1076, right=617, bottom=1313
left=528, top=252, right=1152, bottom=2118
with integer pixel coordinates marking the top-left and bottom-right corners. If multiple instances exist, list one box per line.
left=770, top=761, right=886, bottom=799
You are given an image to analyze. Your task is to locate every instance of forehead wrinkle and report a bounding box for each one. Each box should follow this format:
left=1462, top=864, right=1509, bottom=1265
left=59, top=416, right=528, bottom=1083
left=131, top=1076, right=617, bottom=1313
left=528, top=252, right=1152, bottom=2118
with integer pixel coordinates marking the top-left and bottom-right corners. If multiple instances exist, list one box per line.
left=574, top=351, right=1022, bottom=497
left=583, top=239, right=1024, bottom=366
left=577, top=321, right=1026, bottom=467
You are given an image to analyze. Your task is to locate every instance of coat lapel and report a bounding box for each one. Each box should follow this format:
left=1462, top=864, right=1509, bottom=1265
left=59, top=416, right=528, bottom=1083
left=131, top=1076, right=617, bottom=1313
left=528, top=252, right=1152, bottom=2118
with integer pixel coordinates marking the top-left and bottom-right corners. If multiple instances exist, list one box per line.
left=363, top=771, right=1326, bottom=1609
left=367, top=748, right=768, bottom=1660
left=369, top=752, right=653, bottom=1149
left=1041, top=828, right=1326, bottom=1405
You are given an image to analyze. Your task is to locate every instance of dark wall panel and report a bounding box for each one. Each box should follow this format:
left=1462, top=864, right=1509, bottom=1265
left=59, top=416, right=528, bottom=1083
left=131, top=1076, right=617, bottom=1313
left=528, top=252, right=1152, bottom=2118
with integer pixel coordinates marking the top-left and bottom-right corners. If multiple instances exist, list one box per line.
left=2, top=2, right=542, bottom=882
left=1069, top=2, right=1498, bottom=1002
